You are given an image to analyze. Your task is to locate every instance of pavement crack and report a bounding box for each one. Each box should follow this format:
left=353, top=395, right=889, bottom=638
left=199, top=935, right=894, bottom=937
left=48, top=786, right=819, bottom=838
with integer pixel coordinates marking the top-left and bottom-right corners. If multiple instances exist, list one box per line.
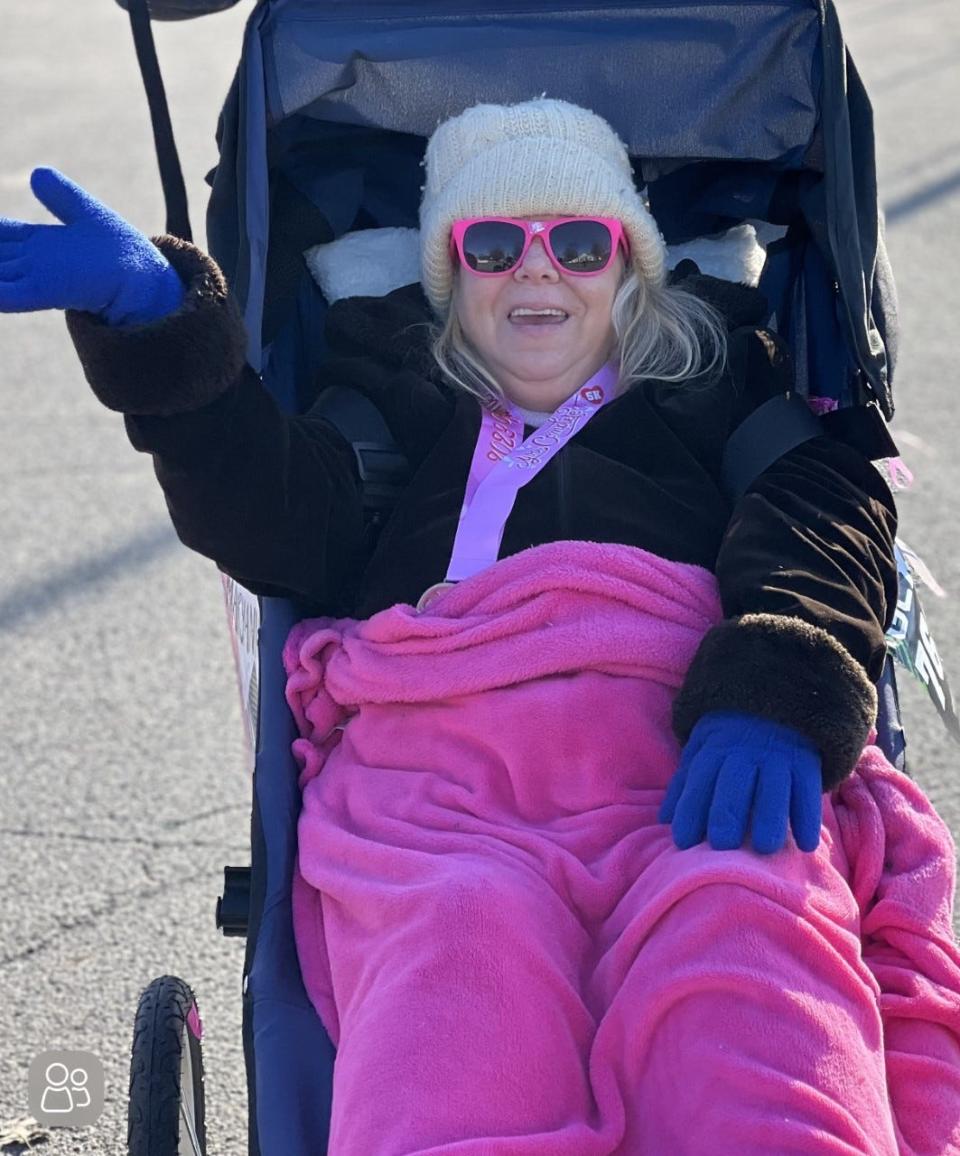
left=0, top=869, right=214, bottom=971
left=0, top=826, right=247, bottom=853
left=159, top=803, right=249, bottom=830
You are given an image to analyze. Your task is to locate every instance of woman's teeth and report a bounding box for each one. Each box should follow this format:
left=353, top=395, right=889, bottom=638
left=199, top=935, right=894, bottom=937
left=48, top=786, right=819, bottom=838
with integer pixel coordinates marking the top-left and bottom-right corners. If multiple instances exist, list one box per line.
left=508, top=308, right=569, bottom=325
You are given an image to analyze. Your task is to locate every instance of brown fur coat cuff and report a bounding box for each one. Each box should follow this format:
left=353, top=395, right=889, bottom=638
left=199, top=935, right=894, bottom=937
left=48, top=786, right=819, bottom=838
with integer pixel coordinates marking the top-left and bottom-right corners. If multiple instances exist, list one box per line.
left=64, top=235, right=247, bottom=415
left=671, top=613, right=877, bottom=790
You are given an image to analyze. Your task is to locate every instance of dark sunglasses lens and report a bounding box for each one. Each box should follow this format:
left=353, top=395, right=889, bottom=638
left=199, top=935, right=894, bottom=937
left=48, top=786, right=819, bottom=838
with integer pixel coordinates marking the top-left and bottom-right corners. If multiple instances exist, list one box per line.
left=461, top=221, right=526, bottom=273
left=550, top=220, right=613, bottom=272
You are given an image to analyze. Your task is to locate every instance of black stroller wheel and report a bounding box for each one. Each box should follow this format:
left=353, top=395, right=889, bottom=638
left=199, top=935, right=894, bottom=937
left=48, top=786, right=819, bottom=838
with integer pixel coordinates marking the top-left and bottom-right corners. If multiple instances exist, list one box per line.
left=128, top=975, right=207, bottom=1156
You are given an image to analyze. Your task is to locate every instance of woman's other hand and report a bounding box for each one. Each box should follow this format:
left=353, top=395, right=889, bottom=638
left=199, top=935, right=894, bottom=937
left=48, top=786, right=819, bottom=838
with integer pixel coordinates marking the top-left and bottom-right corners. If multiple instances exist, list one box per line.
left=0, top=167, right=184, bottom=326
left=660, top=710, right=823, bottom=853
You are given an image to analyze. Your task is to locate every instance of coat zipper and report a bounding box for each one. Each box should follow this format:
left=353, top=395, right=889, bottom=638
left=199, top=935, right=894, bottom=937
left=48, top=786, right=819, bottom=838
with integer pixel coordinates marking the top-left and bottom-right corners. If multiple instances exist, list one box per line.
left=557, top=448, right=569, bottom=540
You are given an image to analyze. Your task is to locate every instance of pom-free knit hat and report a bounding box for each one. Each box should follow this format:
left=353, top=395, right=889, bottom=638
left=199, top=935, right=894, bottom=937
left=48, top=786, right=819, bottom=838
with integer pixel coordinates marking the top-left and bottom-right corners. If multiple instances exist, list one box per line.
left=419, top=97, right=668, bottom=316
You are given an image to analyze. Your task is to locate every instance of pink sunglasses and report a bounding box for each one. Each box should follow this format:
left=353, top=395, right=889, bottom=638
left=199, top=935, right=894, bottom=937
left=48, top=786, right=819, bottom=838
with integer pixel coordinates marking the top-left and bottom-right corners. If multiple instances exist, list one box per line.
left=450, top=216, right=629, bottom=277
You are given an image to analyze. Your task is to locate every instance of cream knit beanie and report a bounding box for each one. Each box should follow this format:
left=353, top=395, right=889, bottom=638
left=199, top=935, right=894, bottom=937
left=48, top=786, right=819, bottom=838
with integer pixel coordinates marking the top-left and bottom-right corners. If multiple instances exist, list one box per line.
left=419, top=97, right=667, bottom=316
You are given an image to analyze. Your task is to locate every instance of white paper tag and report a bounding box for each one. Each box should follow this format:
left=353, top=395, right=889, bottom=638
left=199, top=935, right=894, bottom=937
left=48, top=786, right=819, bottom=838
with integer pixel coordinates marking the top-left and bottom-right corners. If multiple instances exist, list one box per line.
left=221, top=573, right=261, bottom=767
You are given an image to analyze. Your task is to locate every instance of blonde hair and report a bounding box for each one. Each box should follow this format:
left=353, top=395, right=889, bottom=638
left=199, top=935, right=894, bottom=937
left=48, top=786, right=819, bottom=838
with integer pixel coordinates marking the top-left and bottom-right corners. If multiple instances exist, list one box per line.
left=429, top=266, right=728, bottom=404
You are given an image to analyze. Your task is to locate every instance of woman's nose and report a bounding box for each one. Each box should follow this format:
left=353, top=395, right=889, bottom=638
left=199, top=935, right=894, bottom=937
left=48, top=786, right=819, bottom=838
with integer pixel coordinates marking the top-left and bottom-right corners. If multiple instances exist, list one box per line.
left=514, top=236, right=559, bottom=281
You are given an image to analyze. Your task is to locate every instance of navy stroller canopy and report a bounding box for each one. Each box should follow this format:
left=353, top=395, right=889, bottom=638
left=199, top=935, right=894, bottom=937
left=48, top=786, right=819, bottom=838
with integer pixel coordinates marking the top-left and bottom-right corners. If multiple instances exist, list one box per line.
left=261, top=0, right=821, bottom=165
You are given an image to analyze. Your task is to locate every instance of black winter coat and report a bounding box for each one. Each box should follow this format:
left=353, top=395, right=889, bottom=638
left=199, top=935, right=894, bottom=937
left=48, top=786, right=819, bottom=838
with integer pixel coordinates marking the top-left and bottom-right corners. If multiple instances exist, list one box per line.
left=66, top=237, right=898, bottom=789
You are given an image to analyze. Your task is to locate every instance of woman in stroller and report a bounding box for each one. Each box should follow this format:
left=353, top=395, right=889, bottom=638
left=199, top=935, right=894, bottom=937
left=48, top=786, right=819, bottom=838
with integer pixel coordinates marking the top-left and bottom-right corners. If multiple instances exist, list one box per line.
left=4, top=96, right=960, bottom=1153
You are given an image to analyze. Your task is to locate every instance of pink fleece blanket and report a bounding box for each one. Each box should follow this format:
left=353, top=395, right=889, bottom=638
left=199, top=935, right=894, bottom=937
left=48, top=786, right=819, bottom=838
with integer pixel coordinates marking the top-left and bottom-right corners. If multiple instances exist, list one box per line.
left=284, top=540, right=960, bottom=1155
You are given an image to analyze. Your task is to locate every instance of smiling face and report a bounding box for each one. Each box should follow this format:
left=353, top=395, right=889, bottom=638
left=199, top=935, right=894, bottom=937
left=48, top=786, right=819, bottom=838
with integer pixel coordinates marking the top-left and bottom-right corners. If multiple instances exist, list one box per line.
left=452, top=219, right=625, bottom=412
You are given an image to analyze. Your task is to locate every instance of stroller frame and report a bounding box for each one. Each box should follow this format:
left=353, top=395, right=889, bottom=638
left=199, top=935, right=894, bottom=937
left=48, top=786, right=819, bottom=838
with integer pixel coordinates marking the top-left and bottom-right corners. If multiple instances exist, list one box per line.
left=121, top=2, right=924, bottom=1152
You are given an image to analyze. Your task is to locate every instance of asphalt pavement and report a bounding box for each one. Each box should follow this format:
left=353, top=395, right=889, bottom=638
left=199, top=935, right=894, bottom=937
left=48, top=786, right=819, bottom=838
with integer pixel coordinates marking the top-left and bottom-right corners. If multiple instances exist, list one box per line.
left=0, top=1, right=958, bottom=1153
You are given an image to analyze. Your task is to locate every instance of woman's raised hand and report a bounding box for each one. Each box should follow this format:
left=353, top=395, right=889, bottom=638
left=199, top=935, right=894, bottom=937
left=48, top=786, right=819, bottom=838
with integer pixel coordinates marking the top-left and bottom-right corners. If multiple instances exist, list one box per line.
left=0, top=167, right=184, bottom=326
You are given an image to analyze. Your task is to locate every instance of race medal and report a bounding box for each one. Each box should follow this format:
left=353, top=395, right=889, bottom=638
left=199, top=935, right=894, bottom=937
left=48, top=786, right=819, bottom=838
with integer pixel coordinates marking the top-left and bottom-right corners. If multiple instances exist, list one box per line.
left=416, top=581, right=458, bottom=613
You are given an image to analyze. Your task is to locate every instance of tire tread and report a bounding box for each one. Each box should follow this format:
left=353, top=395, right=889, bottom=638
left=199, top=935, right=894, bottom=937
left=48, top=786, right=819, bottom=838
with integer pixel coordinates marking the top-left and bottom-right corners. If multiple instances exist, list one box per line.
left=128, top=975, right=206, bottom=1156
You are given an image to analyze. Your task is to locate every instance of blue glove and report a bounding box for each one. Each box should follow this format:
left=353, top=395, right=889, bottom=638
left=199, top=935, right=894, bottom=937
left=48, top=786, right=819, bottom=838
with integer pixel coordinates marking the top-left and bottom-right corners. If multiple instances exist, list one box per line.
left=0, top=167, right=184, bottom=326
left=660, top=710, right=823, bottom=854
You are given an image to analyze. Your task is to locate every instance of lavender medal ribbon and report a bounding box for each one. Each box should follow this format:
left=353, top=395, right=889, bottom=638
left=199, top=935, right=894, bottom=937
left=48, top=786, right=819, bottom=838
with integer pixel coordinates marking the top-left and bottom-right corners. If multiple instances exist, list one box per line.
left=445, top=361, right=619, bottom=582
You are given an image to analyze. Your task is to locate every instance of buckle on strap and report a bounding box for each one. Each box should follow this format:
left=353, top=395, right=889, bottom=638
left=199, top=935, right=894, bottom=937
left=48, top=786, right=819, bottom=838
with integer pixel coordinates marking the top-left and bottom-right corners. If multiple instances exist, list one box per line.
left=351, top=441, right=410, bottom=510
